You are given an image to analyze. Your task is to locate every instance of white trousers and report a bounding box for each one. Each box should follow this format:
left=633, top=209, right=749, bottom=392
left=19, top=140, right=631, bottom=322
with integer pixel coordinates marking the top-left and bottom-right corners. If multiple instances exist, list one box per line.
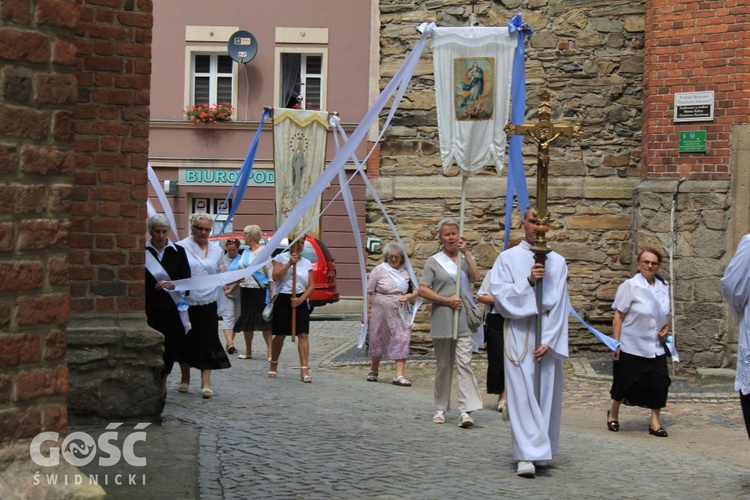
left=433, top=336, right=483, bottom=413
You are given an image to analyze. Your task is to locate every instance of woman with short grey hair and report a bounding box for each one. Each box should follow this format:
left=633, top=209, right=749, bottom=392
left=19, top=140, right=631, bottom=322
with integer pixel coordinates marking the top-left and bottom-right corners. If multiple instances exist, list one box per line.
left=178, top=212, right=231, bottom=398
left=364, top=242, right=418, bottom=386
left=145, top=214, right=191, bottom=394
left=419, top=217, right=482, bottom=427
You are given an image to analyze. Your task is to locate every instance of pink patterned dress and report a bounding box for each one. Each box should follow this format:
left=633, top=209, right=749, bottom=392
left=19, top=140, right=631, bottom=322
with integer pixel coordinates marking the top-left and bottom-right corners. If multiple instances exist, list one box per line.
left=367, top=264, right=412, bottom=359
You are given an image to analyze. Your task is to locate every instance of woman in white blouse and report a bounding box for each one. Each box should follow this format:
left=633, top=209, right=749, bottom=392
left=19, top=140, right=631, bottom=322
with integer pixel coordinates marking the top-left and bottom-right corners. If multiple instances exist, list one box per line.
left=607, top=247, right=671, bottom=437
left=269, top=237, right=315, bottom=382
left=178, top=213, right=232, bottom=398
left=233, top=225, right=274, bottom=361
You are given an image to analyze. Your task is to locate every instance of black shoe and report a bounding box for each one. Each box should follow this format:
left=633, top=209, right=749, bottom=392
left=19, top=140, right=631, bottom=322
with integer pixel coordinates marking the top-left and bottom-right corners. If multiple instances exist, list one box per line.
left=607, top=410, right=619, bottom=432
left=648, top=426, right=668, bottom=437
left=226, top=345, right=237, bottom=354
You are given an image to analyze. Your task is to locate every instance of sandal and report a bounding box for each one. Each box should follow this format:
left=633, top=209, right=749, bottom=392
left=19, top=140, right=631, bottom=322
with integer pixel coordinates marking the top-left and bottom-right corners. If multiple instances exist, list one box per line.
left=366, top=370, right=378, bottom=382
left=268, top=359, right=278, bottom=378
left=300, top=366, right=312, bottom=383
left=177, top=382, right=189, bottom=393
left=226, top=345, right=237, bottom=354
left=391, top=375, right=412, bottom=387
left=201, top=387, right=213, bottom=399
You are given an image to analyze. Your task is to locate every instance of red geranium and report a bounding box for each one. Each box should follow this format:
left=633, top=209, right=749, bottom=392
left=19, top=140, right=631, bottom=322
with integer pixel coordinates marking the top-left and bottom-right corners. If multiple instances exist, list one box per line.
left=184, top=103, right=234, bottom=125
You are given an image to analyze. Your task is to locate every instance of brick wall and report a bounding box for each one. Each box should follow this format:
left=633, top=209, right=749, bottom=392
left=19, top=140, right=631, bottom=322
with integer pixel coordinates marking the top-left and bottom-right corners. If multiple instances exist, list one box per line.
left=65, top=0, right=162, bottom=421
left=638, top=0, right=750, bottom=371
left=71, top=0, right=152, bottom=316
left=642, top=0, right=750, bottom=179
left=0, top=0, right=78, bottom=443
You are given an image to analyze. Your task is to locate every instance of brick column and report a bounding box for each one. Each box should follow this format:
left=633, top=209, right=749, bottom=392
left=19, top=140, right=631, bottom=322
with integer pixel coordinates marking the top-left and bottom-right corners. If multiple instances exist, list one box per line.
left=67, top=0, right=163, bottom=420
left=0, top=0, right=77, bottom=445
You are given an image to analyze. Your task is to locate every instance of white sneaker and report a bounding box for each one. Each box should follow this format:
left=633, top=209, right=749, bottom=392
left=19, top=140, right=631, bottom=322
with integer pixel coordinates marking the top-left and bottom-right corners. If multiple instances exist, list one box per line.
left=517, top=461, right=536, bottom=478
left=458, top=412, right=474, bottom=428
left=432, top=410, right=445, bottom=424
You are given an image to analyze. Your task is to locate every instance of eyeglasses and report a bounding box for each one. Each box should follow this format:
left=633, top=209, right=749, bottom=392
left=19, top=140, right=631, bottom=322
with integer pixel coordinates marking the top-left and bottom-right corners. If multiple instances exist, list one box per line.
left=640, top=260, right=659, bottom=267
left=192, top=225, right=211, bottom=233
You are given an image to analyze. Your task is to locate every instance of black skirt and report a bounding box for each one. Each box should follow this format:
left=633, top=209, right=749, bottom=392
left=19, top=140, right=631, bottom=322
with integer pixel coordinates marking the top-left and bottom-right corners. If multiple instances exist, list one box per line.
left=610, top=350, right=671, bottom=409
left=271, top=293, right=311, bottom=336
left=484, top=313, right=505, bottom=395
left=185, top=302, right=231, bottom=371
left=234, top=287, right=272, bottom=332
left=147, top=307, right=187, bottom=375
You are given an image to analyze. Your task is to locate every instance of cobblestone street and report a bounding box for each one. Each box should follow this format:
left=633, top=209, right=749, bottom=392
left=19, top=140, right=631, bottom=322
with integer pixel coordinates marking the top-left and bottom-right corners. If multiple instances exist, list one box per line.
left=79, top=317, right=750, bottom=499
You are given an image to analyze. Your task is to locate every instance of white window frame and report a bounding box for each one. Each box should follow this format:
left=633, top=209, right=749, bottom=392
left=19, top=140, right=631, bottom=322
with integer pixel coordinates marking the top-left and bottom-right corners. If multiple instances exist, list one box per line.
left=274, top=47, right=328, bottom=111
left=184, top=46, right=238, bottom=117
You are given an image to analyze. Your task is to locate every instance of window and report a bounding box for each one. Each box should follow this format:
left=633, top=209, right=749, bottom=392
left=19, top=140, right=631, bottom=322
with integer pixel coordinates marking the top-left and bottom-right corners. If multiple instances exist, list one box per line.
left=190, top=197, right=232, bottom=234
left=191, top=54, right=234, bottom=106
left=275, top=49, right=327, bottom=110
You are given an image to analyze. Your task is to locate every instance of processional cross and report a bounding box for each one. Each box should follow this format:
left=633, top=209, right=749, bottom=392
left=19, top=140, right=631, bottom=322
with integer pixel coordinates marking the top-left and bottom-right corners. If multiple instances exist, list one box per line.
left=505, top=90, right=581, bottom=258
left=504, top=90, right=581, bottom=401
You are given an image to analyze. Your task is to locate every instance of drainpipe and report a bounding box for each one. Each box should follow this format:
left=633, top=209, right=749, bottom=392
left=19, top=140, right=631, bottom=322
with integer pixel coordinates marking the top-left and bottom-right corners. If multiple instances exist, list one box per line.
left=669, top=178, right=685, bottom=372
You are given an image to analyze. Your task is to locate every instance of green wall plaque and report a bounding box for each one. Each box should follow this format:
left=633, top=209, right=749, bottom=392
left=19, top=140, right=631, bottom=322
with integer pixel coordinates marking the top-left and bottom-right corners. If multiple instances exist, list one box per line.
left=678, top=130, right=706, bottom=153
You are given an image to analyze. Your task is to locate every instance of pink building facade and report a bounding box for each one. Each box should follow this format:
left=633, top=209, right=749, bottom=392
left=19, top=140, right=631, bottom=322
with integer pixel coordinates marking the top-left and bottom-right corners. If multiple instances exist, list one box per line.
left=148, top=0, right=378, bottom=301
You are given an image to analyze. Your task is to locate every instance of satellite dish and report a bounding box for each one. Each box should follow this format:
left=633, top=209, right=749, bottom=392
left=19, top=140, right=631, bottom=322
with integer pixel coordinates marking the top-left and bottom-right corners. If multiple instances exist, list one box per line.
left=227, top=30, right=258, bottom=63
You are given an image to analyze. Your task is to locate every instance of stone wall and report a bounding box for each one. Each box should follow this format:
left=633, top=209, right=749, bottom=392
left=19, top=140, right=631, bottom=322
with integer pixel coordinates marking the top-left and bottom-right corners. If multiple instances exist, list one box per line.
left=374, top=0, right=646, bottom=353
left=633, top=180, right=732, bottom=369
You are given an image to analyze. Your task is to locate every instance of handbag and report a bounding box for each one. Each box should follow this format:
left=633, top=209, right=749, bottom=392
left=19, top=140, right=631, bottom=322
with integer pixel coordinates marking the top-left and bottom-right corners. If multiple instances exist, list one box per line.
left=262, top=296, right=276, bottom=321
left=463, top=296, right=483, bottom=332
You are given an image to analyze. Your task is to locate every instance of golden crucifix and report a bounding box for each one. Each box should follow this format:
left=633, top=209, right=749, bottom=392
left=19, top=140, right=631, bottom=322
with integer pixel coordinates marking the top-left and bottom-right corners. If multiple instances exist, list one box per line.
left=504, top=90, right=581, bottom=258
left=504, top=90, right=581, bottom=403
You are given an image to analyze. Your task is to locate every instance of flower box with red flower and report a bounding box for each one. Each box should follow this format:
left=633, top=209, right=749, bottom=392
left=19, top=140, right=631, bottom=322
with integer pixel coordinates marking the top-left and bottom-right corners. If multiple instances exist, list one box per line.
left=184, top=103, right=235, bottom=126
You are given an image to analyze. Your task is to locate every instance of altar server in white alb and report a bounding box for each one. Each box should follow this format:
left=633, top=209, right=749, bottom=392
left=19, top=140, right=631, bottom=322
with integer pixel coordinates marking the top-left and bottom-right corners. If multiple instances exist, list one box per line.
left=489, top=206, right=570, bottom=478
left=721, top=233, right=750, bottom=440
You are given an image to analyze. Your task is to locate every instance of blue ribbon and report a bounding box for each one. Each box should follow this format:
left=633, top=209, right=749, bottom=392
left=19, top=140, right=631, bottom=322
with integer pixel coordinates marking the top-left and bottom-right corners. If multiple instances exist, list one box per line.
left=252, top=270, right=268, bottom=286
left=505, top=15, right=533, bottom=249
left=570, top=308, right=621, bottom=352
left=216, top=108, right=271, bottom=234
left=172, top=25, right=435, bottom=293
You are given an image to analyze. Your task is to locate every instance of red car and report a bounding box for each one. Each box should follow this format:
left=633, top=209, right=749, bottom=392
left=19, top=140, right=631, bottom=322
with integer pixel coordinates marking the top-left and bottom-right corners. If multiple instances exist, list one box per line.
left=209, top=232, right=340, bottom=308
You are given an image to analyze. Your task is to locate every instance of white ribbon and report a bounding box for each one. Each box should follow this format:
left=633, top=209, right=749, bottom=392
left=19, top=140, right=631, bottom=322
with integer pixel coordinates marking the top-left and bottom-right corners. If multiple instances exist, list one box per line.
left=379, top=262, right=409, bottom=293
left=170, top=24, right=436, bottom=297
left=145, top=251, right=191, bottom=333
left=147, top=163, right=179, bottom=241
left=329, top=113, right=424, bottom=347
left=433, top=251, right=484, bottom=350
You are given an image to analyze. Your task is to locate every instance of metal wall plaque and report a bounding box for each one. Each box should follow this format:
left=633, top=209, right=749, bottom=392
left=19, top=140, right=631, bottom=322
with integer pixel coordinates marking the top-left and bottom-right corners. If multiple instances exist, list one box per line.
left=674, top=91, right=714, bottom=122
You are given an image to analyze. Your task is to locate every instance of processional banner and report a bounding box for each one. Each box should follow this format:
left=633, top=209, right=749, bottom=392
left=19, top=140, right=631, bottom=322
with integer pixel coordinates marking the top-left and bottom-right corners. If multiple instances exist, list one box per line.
left=273, top=109, right=329, bottom=237
left=431, top=27, right=516, bottom=172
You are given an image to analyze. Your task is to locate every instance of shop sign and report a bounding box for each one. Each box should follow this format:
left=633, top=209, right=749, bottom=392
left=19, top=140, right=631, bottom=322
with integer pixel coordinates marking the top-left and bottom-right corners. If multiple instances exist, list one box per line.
left=180, top=169, right=275, bottom=186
